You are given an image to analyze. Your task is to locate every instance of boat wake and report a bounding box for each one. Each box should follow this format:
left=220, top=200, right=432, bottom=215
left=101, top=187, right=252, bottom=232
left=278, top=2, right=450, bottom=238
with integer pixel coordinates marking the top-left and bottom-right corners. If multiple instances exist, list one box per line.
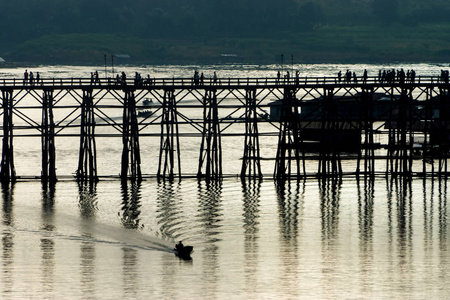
left=4, top=210, right=176, bottom=254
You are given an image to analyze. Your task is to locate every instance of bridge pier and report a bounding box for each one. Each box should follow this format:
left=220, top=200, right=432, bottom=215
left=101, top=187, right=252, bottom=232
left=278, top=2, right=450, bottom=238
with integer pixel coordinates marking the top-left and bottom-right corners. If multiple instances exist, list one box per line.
left=0, top=89, right=16, bottom=182
left=121, top=89, right=141, bottom=181
left=241, top=88, right=262, bottom=179
left=197, top=88, right=222, bottom=181
left=274, top=87, right=303, bottom=181
left=41, top=89, right=57, bottom=183
left=76, top=88, right=97, bottom=181
left=157, top=88, right=181, bottom=181
left=318, top=88, right=342, bottom=177
left=386, top=88, right=415, bottom=177
left=356, top=88, right=375, bottom=177
left=433, top=87, right=450, bottom=175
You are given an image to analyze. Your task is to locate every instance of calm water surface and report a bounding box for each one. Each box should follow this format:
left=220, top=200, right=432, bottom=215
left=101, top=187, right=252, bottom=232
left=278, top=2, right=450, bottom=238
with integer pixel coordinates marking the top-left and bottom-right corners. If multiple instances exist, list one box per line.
left=0, top=63, right=449, bottom=299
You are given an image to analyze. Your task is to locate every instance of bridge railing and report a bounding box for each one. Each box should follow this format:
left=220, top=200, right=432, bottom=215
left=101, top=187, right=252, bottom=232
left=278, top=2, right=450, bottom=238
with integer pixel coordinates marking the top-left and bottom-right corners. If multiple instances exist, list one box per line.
left=0, top=75, right=446, bottom=88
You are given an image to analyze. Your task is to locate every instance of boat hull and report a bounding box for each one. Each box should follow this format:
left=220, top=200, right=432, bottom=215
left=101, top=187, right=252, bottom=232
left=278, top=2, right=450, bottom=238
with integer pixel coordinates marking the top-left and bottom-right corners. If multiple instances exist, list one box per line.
left=174, top=246, right=193, bottom=259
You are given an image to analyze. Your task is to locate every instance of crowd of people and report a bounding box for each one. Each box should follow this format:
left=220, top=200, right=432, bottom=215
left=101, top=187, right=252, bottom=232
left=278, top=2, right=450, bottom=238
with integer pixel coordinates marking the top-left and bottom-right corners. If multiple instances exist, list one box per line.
left=21, top=68, right=450, bottom=87
left=377, top=69, right=416, bottom=84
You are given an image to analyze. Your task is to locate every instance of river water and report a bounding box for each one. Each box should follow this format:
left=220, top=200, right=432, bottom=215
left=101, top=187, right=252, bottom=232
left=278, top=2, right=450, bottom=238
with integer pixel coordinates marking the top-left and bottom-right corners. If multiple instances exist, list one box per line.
left=0, top=63, right=449, bottom=299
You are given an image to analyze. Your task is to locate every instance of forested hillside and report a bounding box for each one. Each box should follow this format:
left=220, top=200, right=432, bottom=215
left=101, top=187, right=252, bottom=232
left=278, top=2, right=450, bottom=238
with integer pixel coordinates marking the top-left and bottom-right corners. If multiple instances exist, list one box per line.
left=1, top=0, right=450, bottom=64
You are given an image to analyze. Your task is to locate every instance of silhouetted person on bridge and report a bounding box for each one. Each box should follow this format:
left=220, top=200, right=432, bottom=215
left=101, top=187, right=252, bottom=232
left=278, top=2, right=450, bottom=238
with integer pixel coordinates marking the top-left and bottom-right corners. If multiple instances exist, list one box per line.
left=24, top=70, right=28, bottom=85
left=399, top=69, right=406, bottom=85
left=121, top=72, right=127, bottom=86
left=94, top=71, right=100, bottom=84
left=146, top=75, right=152, bottom=86
left=29, top=71, right=34, bottom=85
left=193, top=71, right=199, bottom=85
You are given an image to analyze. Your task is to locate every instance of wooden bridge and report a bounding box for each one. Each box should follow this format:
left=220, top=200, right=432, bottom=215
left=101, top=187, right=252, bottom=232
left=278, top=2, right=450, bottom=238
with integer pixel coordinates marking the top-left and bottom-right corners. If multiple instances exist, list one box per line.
left=1, top=73, right=450, bottom=182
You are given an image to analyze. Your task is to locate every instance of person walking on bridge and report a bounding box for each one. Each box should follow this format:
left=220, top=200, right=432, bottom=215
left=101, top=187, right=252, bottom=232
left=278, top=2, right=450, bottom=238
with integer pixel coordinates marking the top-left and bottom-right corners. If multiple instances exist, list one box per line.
left=24, top=70, right=28, bottom=85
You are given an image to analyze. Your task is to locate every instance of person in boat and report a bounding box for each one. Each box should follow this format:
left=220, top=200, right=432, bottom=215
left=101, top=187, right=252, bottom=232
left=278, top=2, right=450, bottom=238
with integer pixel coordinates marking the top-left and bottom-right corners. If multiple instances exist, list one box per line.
left=175, top=241, right=184, bottom=250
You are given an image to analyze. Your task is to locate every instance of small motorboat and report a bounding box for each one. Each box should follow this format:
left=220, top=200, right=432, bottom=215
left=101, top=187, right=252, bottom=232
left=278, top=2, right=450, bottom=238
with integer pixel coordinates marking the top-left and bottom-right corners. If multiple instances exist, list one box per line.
left=174, top=241, right=193, bottom=260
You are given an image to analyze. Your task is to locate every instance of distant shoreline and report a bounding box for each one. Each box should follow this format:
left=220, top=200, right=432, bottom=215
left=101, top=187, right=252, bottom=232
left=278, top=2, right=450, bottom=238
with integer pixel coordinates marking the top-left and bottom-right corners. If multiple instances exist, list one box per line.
left=1, top=23, right=450, bottom=66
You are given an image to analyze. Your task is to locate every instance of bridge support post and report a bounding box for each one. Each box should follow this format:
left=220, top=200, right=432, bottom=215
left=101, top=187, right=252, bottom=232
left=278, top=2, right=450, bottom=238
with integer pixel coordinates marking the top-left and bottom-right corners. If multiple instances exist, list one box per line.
left=157, top=89, right=181, bottom=180
left=356, top=88, right=375, bottom=177
left=121, top=89, right=141, bottom=181
left=386, top=88, right=414, bottom=177
left=76, top=88, right=97, bottom=181
left=318, top=88, right=342, bottom=177
left=0, top=89, right=15, bottom=182
left=434, top=87, right=450, bottom=175
left=197, top=88, right=222, bottom=181
left=41, top=89, right=57, bottom=183
left=274, top=87, right=303, bottom=181
left=241, top=88, right=262, bottom=179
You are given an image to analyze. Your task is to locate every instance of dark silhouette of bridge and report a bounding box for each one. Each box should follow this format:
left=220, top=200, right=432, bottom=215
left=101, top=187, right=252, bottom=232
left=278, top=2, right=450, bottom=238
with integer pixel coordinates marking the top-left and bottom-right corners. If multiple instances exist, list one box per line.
left=1, top=73, right=449, bottom=182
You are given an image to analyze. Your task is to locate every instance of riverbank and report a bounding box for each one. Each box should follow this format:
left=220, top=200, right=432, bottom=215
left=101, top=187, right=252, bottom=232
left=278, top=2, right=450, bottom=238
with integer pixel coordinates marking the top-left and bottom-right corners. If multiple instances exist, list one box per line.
left=2, top=23, right=450, bottom=65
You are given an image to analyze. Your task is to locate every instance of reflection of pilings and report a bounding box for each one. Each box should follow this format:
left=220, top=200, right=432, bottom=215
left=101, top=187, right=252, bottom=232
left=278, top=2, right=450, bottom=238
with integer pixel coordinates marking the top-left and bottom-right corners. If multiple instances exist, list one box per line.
left=276, top=180, right=302, bottom=239
left=275, top=87, right=303, bottom=181
left=158, top=88, right=181, bottom=181
left=198, top=89, right=222, bottom=181
left=77, top=181, right=98, bottom=219
left=357, top=89, right=375, bottom=177
left=80, top=239, right=95, bottom=297
left=42, top=89, right=57, bottom=183
left=41, top=181, right=55, bottom=290
left=41, top=182, right=56, bottom=226
left=357, top=177, right=374, bottom=248
left=120, top=181, right=142, bottom=229
left=386, top=88, right=414, bottom=177
left=241, top=89, right=262, bottom=179
left=438, top=179, right=448, bottom=242
left=319, top=177, right=341, bottom=241
left=197, top=180, right=223, bottom=244
left=242, top=179, right=261, bottom=297
left=156, top=181, right=183, bottom=240
left=122, top=247, right=138, bottom=295
left=77, top=88, right=97, bottom=181
left=0, top=89, right=16, bottom=182
left=121, top=89, right=142, bottom=181
left=242, top=179, right=261, bottom=237
left=392, top=177, right=413, bottom=260
left=318, top=88, right=342, bottom=177
left=1, top=182, right=14, bottom=226
left=1, top=182, right=14, bottom=295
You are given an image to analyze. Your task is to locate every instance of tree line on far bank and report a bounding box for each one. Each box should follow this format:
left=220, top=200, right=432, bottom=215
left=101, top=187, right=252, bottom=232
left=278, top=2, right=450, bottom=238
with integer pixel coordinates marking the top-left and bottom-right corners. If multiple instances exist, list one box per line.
left=2, top=0, right=450, bottom=63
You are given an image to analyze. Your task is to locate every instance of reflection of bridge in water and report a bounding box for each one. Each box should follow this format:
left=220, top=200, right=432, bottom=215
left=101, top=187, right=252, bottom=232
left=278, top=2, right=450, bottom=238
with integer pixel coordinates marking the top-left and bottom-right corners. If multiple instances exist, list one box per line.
left=1, top=74, right=450, bottom=182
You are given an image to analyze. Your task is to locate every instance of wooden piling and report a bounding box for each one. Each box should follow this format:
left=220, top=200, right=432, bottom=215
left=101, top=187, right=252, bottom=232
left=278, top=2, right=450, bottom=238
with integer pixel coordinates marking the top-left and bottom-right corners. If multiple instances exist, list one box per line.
left=157, top=88, right=181, bottom=180
left=76, top=88, right=97, bottom=181
left=274, top=87, right=303, bottom=181
left=241, top=88, right=262, bottom=179
left=356, top=88, right=375, bottom=177
left=121, top=89, right=141, bottom=181
left=0, top=89, right=15, bottom=182
left=317, top=88, right=342, bottom=177
left=197, top=88, right=222, bottom=181
left=386, top=88, right=414, bottom=177
left=41, top=89, right=57, bottom=182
